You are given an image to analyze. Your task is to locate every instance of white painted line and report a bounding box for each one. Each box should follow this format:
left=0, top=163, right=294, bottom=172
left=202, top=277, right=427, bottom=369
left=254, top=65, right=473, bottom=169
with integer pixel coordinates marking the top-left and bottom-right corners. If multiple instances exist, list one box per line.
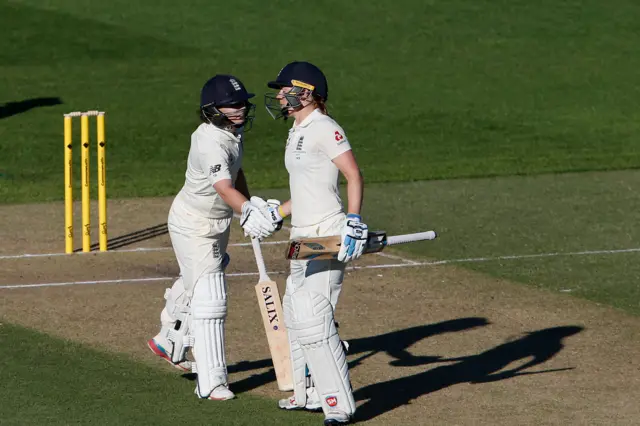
left=0, top=277, right=174, bottom=289
left=421, top=247, right=640, bottom=266
left=3, top=246, right=640, bottom=290
left=0, top=271, right=267, bottom=290
left=375, top=251, right=419, bottom=264
left=348, top=247, right=640, bottom=270
left=0, top=240, right=289, bottom=260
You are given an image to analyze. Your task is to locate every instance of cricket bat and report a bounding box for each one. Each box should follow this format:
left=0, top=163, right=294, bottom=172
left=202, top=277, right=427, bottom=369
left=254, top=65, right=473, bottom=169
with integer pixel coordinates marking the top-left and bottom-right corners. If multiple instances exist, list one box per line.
left=286, top=230, right=437, bottom=260
left=251, top=237, right=293, bottom=391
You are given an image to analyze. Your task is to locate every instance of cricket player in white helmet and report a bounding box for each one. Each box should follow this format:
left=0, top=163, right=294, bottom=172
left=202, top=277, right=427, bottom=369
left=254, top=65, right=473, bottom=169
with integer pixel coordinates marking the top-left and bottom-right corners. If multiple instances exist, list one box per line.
left=147, top=74, right=277, bottom=401
left=261, top=61, right=367, bottom=425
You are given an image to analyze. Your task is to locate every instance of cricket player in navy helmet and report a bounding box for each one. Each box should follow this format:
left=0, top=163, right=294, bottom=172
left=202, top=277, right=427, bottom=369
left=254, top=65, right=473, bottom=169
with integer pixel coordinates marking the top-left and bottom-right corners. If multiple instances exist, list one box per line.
left=262, top=61, right=366, bottom=425
left=148, top=74, right=277, bottom=401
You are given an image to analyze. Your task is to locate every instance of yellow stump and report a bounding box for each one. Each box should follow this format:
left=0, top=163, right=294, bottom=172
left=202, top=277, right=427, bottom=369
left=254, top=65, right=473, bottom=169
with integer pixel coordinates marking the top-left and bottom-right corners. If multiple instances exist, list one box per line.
left=97, top=112, right=107, bottom=252
left=81, top=114, right=90, bottom=252
left=64, top=115, right=73, bottom=254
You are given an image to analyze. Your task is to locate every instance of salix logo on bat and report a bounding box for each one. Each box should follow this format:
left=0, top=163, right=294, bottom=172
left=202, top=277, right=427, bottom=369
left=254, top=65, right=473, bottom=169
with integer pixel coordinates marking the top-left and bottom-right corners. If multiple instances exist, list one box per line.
left=261, top=286, right=281, bottom=330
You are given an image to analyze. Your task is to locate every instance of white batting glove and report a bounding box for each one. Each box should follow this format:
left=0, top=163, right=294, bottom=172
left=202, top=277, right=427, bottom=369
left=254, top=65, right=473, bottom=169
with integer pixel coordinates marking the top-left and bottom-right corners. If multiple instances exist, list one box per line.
left=337, top=214, right=368, bottom=263
left=240, top=200, right=276, bottom=239
left=250, top=196, right=284, bottom=231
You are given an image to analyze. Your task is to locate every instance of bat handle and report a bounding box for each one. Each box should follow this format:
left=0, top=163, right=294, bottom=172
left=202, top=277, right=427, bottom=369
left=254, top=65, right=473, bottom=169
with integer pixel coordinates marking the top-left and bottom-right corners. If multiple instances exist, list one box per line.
left=251, top=238, right=270, bottom=281
left=387, top=231, right=437, bottom=246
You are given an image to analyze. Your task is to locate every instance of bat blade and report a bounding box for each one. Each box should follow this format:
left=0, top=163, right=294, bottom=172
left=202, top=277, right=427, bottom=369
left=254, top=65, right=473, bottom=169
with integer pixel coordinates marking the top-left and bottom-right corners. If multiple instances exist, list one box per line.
left=286, top=236, right=342, bottom=260
left=285, top=230, right=436, bottom=260
left=286, top=231, right=387, bottom=260
left=255, top=278, right=293, bottom=391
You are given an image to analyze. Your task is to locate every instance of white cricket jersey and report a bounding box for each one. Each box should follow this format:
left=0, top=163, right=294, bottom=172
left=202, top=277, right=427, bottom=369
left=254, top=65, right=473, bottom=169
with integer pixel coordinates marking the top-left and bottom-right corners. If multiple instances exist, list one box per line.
left=174, top=123, right=243, bottom=219
left=285, top=109, right=352, bottom=228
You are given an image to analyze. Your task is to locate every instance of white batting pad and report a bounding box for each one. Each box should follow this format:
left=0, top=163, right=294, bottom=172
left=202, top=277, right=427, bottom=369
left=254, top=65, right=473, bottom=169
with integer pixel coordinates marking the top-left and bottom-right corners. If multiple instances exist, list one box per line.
left=290, top=291, right=356, bottom=417
left=159, top=278, right=192, bottom=363
left=192, top=272, right=228, bottom=398
left=283, top=290, right=307, bottom=407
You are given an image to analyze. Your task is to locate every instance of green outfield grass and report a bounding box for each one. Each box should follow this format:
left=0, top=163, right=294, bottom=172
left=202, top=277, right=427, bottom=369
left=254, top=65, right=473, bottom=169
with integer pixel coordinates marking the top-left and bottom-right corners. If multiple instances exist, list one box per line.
left=2, top=1, right=640, bottom=423
left=362, top=169, right=640, bottom=316
left=2, top=0, right=640, bottom=203
left=0, top=323, right=318, bottom=426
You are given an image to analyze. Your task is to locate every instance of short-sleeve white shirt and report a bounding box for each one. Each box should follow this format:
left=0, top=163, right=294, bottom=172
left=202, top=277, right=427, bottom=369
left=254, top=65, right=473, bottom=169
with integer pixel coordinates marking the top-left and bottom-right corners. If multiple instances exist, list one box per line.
left=285, top=109, right=352, bottom=227
left=174, top=123, right=243, bottom=219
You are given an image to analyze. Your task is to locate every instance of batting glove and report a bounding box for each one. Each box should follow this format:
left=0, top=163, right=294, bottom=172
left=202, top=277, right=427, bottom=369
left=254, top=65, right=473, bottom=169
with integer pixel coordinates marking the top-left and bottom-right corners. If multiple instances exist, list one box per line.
left=240, top=200, right=275, bottom=239
left=250, top=196, right=284, bottom=231
left=337, top=214, right=368, bottom=263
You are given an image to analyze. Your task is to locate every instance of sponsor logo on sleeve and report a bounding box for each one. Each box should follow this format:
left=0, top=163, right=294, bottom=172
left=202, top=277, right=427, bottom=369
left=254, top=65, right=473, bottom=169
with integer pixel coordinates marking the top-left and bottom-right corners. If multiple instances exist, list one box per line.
left=209, top=164, right=221, bottom=176
left=335, top=130, right=348, bottom=145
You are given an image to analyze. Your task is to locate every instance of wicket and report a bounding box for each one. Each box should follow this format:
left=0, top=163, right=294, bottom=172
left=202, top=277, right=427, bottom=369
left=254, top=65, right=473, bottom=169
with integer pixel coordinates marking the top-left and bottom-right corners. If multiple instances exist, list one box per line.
left=64, top=111, right=107, bottom=253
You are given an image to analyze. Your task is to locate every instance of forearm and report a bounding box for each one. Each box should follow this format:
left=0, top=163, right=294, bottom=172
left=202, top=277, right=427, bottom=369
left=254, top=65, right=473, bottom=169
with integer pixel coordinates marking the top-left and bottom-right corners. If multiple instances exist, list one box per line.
left=279, top=199, right=292, bottom=217
left=345, top=172, right=364, bottom=216
left=235, top=169, right=251, bottom=199
left=217, top=187, right=249, bottom=215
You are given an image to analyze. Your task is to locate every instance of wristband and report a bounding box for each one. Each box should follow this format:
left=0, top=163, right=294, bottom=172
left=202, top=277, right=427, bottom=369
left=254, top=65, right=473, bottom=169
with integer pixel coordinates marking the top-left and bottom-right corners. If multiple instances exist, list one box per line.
left=278, top=205, right=288, bottom=219
left=346, top=213, right=361, bottom=221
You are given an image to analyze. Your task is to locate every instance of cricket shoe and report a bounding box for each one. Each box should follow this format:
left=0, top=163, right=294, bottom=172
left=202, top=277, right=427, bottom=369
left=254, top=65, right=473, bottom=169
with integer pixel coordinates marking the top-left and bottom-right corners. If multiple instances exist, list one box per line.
left=195, top=384, right=236, bottom=401
left=324, top=411, right=352, bottom=425
left=147, top=335, right=192, bottom=372
left=278, top=387, right=322, bottom=411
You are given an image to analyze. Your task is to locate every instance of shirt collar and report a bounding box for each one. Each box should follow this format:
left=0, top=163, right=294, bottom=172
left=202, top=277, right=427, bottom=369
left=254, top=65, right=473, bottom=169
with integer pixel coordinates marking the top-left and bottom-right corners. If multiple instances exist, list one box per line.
left=294, top=108, right=322, bottom=129
left=204, top=123, right=242, bottom=143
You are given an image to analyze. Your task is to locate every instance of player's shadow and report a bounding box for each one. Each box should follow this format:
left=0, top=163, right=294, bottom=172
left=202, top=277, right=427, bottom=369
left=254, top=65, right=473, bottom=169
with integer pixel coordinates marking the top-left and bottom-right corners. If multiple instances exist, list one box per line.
left=0, top=97, right=62, bottom=119
left=75, top=223, right=168, bottom=252
left=353, top=325, right=583, bottom=422
left=227, top=317, right=490, bottom=394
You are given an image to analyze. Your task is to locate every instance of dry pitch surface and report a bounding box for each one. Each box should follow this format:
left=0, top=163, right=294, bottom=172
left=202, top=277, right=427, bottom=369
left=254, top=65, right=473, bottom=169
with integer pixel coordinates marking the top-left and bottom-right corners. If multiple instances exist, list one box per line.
left=1, top=199, right=640, bottom=425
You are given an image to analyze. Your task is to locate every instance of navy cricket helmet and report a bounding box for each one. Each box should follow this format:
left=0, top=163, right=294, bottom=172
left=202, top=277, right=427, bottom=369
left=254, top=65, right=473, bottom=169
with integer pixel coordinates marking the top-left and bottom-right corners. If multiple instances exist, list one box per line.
left=200, top=74, right=256, bottom=131
left=265, top=61, right=328, bottom=119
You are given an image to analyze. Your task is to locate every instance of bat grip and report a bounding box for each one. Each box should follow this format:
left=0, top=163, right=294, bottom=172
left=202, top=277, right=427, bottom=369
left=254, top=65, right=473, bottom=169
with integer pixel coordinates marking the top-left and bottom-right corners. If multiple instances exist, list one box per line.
left=387, top=231, right=437, bottom=246
left=251, top=238, right=270, bottom=281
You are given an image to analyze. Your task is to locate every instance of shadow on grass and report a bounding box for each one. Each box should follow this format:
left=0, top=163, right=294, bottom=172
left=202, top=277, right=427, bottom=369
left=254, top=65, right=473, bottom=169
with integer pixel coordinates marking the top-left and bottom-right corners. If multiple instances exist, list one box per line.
left=0, top=97, right=62, bottom=119
left=77, top=223, right=168, bottom=252
left=219, top=320, right=582, bottom=422
left=227, top=317, right=490, bottom=394
left=353, top=325, right=583, bottom=422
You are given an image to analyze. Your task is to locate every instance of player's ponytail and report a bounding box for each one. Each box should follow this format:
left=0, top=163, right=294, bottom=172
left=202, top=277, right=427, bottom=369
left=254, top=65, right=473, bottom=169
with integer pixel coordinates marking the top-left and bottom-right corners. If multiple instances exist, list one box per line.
left=313, top=94, right=328, bottom=115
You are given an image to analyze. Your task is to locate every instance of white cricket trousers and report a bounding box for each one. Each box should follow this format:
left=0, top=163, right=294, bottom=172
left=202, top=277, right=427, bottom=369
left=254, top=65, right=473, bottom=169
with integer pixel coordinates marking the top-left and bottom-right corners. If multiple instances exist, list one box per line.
left=161, top=198, right=232, bottom=327
left=286, top=212, right=346, bottom=309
